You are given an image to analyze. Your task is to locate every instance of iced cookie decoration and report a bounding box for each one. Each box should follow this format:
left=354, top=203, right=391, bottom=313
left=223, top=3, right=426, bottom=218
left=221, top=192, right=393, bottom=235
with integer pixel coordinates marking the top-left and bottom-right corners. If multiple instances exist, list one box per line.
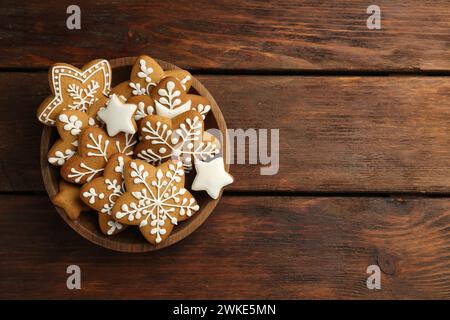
left=127, top=95, right=155, bottom=122
left=52, top=180, right=88, bottom=220
left=61, top=127, right=136, bottom=184
left=112, top=159, right=199, bottom=245
left=129, top=55, right=192, bottom=96
left=134, top=110, right=219, bottom=168
left=37, top=59, right=112, bottom=125
left=48, top=110, right=90, bottom=166
left=97, top=94, right=137, bottom=136
left=80, top=154, right=131, bottom=235
left=151, top=77, right=211, bottom=119
left=192, top=157, right=234, bottom=199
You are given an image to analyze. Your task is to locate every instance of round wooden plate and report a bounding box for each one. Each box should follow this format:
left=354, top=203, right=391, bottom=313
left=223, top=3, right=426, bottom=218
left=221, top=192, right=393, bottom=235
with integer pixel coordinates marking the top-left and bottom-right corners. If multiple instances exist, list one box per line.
left=40, top=57, right=229, bottom=252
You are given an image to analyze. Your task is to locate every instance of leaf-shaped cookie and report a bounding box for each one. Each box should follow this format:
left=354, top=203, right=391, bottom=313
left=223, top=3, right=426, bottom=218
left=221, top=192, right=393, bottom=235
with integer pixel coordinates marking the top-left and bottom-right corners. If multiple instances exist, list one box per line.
left=112, top=159, right=199, bottom=244
left=61, top=127, right=137, bottom=184
left=80, top=153, right=131, bottom=235
left=135, top=110, right=219, bottom=168
left=37, top=59, right=111, bottom=125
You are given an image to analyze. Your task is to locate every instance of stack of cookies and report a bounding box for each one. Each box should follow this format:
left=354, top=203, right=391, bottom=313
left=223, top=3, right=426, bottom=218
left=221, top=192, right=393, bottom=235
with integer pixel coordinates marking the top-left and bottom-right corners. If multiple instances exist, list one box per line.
left=37, top=55, right=233, bottom=245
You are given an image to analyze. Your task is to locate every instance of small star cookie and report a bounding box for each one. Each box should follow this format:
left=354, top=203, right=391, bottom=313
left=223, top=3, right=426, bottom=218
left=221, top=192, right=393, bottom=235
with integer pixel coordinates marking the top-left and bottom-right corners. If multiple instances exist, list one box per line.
left=52, top=180, right=88, bottom=220
left=192, top=157, right=234, bottom=199
left=97, top=94, right=137, bottom=136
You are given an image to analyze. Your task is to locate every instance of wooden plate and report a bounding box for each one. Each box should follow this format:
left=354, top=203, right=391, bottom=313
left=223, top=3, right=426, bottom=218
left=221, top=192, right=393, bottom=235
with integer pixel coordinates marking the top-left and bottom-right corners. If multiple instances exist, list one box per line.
left=40, top=57, right=229, bottom=252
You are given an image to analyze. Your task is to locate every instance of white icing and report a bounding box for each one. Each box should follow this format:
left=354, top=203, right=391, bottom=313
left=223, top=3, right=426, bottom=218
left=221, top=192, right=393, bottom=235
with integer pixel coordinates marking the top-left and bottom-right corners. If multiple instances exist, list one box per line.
left=191, top=157, right=233, bottom=199
left=82, top=187, right=105, bottom=204
left=194, top=104, right=211, bottom=120
left=97, top=94, right=137, bottom=136
left=129, top=82, right=146, bottom=95
left=154, top=80, right=192, bottom=119
left=179, top=75, right=191, bottom=91
left=59, top=113, right=83, bottom=135
left=106, top=220, right=123, bottom=235
left=115, top=133, right=137, bottom=156
left=136, top=59, right=157, bottom=92
left=86, top=133, right=109, bottom=160
left=48, top=149, right=75, bottom=165
left=67, top=80, right=99, bottom=112
left=135, top=101, right=154, bottom=121
left=68, top=162, right=104, bottom=183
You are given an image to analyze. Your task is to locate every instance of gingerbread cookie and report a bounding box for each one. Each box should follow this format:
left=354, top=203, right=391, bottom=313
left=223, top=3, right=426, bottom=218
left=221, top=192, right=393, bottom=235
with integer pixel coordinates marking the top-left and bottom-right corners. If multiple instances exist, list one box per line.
left=52, top=180, right=88, bottom=220
left=112, top=159, right=199, bottom=244
left=134, top=110, right=219, bottom=168
left=48, top=110, right=90, bottom=166
left=151, top=77, right=211, bottom=119
left=129, top=55, right=192, bottom=96
left=61, top=127, right=137, bottom=184
left=80, top=153, right=131, bottom=235
left=192, top=156, right=233, bottom=199
left=37, top=59, right=111, bottom=126
left=97, top=94, right=137, bottom=136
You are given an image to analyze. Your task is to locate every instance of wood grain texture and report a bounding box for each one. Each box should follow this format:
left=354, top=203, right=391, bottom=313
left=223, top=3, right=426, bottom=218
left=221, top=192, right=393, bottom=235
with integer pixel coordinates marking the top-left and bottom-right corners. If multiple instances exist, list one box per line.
left=0, top=194, right=449, bottom=299
left=4, top=73, right=450, bottom=193
left=2, top=0, right=450, bottom=71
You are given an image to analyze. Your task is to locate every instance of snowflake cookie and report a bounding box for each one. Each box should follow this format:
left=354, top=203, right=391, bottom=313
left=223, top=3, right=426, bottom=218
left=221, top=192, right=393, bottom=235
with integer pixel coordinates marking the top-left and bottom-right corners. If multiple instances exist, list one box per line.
left=37, top=59, right=112, bottom=126
left=134, top=110, right=219, bottom=168
left=80, top=153, right=131, bottom=236
left=61, top=127, right=137, bottom=184
left=129, top=55, right=192, bottom=96
left=48, top=110, right=90, bottom=166
left=112, top=159, right=199, bottom=245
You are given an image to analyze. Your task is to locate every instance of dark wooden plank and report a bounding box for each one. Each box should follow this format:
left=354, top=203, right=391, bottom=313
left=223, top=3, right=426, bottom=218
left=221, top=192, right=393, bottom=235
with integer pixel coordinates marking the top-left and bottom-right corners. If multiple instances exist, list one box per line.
left=2, top=0, right=450, bottom=71
left=3, top=72, right=450, bottom=193
left=0, top=194, right=449, bottom=299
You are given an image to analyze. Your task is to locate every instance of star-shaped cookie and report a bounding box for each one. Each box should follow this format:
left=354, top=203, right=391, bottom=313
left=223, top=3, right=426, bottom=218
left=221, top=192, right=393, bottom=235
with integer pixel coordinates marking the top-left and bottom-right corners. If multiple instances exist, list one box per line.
left=192, top=157, right=233, bottom=199
left=37, top=59, right=111, bottom=125
left=52, top=180, right=88, bottom=220
left=112, top=159, right=199, bottom=244
left=97, top=94, right=137, bottom=136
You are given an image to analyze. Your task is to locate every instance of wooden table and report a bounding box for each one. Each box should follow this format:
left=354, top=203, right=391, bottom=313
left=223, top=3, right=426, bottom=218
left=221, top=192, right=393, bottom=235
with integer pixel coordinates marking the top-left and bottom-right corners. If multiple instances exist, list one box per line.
left=1, top=0, right=450, bottom=299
